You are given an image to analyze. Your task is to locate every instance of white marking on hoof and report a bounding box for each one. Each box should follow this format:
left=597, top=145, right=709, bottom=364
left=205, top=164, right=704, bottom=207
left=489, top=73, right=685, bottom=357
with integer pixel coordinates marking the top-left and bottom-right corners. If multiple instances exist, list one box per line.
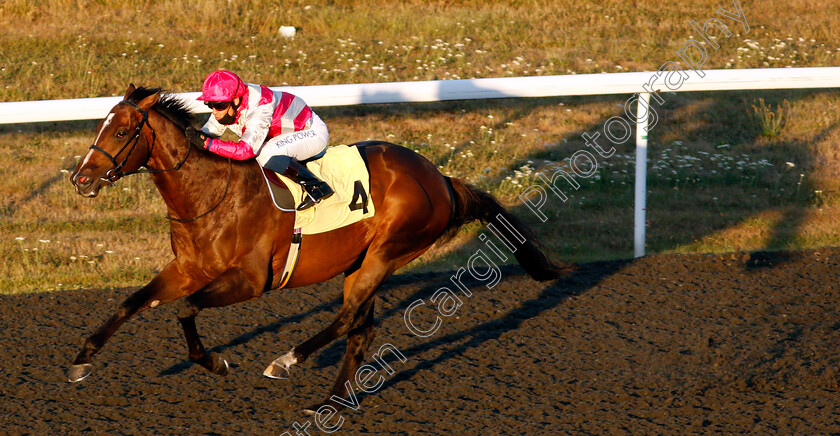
left=150, top=300, right=160, bottom=308
left=263, top=350, right=297, bottom=379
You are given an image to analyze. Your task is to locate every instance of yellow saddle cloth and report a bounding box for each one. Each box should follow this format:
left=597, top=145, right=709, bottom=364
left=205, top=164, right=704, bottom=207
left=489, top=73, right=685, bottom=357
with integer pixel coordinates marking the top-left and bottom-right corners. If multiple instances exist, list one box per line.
left=260, top=145, right=375, bottom=235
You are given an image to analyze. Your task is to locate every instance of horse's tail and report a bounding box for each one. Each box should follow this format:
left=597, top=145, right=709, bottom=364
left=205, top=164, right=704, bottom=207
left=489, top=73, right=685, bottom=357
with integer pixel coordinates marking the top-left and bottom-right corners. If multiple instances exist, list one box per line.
left=442, top=177, right=576, bottom=281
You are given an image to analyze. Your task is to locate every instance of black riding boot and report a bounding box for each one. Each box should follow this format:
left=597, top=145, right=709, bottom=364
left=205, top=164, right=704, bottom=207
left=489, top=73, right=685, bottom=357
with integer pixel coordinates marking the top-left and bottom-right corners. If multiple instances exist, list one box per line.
left=266, top=156, right=334, bottom=210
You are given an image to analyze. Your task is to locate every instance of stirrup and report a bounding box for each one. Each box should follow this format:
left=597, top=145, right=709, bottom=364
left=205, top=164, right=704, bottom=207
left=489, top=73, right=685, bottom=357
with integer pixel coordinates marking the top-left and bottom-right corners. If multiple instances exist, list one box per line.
left=297, top=195, right=317, bottom=211
left=297, top=182, right=334, bottom=211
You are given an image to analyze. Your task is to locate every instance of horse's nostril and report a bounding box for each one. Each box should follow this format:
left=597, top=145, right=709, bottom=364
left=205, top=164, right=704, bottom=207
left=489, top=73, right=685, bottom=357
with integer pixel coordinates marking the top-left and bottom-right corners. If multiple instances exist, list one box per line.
left=78, top=176, right=89, bottom=184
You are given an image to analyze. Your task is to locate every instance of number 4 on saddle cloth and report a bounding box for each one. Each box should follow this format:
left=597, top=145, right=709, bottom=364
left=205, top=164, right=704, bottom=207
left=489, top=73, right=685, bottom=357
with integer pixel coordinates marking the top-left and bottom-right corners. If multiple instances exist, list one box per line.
left=260, top=144, right=376, bottom=235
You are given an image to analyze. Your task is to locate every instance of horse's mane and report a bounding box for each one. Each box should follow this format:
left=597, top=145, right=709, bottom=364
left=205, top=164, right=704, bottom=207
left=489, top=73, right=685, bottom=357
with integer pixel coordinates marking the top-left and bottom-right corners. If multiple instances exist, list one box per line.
left=128, top=86, right=199, bottom=129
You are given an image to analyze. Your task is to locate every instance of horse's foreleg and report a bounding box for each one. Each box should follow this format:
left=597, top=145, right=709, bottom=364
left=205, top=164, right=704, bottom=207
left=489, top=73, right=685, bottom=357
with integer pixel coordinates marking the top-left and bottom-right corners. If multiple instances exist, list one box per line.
left=177, top=267, right=263, bottom=376
left=67, top=263, right=195, bottom=382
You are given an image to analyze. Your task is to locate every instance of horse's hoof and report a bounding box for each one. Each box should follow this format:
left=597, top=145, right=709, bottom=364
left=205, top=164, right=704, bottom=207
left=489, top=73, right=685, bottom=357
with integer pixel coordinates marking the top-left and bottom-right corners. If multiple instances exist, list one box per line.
left=205, top=352, right=230, bottom=376
left=303, top=399, right=344, bottom=415
left=217, top=357, right=230, bottom=376
left=67, top=363, right=92, bottom=383
left=263, top=350, right=298, bottom=380
left=302, top=403, right=323, bottom=415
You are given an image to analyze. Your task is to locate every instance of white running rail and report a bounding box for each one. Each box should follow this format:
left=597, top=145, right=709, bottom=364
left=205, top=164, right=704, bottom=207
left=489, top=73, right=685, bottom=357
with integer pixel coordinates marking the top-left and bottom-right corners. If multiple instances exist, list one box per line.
left=2, top=67, right=839, bottom=257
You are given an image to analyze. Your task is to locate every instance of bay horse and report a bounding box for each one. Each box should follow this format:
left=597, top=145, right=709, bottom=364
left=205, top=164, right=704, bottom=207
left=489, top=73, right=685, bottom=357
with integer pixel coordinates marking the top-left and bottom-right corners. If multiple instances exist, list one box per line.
left=68, top=85, right=572, bottom=411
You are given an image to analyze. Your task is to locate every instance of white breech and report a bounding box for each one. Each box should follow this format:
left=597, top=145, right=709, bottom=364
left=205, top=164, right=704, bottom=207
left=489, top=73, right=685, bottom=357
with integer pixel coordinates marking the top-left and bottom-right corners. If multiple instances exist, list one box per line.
left=256, top=113, right=329, bottom=165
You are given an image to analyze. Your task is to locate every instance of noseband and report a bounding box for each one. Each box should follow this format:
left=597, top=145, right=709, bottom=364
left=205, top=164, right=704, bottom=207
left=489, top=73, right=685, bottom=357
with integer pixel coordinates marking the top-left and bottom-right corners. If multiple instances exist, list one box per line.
left=87, top=99, right=230, bottom=223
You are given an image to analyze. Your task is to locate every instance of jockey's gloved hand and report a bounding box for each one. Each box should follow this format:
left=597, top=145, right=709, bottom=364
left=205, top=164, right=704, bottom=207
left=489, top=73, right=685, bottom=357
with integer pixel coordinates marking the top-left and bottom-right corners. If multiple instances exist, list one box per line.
left=185, top=127, right=210, bottom=149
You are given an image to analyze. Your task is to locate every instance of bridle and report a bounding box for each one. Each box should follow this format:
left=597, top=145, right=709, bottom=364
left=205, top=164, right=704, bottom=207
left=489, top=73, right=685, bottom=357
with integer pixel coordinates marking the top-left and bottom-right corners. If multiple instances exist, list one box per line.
left=88, top=99, right=231, bottom=223
left=89, top=100, right=157, bottom=183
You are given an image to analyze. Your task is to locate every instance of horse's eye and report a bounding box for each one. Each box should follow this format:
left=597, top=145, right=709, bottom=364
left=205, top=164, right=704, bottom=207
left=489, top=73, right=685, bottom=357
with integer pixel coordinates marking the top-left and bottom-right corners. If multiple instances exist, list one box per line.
left=116, top=131, right=127, bottom=139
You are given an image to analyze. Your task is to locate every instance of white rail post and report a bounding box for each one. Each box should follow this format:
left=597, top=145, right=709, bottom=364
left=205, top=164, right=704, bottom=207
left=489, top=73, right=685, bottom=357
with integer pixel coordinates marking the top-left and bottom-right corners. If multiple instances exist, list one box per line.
left=634, top=92, right=651, bottom=258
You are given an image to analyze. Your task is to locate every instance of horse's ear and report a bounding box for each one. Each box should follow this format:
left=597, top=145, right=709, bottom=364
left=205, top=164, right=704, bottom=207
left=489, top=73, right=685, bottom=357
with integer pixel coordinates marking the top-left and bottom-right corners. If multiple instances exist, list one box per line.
left=123, top=84, right=136, bottom=100
left=137, top=90, right=160, bottom=111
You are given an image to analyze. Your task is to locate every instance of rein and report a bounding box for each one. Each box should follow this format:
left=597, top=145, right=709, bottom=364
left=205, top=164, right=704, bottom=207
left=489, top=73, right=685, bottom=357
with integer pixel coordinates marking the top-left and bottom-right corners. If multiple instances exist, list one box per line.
left=88, top=99, right=232, bottom=223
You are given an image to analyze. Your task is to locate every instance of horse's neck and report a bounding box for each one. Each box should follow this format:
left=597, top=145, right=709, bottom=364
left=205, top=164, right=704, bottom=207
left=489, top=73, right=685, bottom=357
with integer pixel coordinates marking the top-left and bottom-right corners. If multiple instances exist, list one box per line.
left=145, top=114, right=229, bottom=222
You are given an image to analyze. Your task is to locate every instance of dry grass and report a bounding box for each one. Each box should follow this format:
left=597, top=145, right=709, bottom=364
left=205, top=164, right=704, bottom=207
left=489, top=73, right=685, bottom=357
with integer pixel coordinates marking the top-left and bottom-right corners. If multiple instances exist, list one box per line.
left=1, top=0, right=839, bottom=293
left=1, top=0, right=838, bottom=100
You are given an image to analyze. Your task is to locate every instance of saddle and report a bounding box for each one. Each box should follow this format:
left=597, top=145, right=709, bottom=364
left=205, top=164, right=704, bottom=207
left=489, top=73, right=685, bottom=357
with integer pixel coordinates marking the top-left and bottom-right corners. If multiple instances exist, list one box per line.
left=260, top=145, right=376, bottom=235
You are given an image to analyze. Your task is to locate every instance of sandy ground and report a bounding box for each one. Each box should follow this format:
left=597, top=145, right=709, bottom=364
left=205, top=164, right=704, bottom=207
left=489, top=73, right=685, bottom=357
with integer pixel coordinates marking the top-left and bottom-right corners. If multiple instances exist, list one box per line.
left=2, top=247, right=840, bottom=434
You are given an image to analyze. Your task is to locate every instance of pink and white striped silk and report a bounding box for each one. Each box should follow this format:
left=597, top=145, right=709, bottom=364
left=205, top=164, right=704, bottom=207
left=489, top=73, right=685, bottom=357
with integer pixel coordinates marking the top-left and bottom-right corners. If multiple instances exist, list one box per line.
left=201, top=83, right=315, bottom=160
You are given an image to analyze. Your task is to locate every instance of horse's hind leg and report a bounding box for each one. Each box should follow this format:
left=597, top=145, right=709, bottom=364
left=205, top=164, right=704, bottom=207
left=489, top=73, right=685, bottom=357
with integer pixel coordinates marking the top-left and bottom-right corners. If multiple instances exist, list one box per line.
left=177, top=267, right=264, bottom=376
left=264, top=240, right=430, bottom=380
left=263, top=263, right=385, bottom=379
left=301, top=299, right=376, bottom=414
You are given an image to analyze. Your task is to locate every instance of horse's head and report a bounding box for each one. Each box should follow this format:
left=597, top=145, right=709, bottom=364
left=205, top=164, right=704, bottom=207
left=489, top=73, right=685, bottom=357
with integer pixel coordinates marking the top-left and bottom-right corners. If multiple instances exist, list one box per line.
left=70, top=84, right=160, bottom=197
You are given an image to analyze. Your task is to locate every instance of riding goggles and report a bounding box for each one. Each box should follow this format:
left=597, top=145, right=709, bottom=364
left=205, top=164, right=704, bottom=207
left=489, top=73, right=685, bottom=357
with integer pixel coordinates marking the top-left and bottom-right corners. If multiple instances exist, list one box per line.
left=205, top=100, right=232, bottom=111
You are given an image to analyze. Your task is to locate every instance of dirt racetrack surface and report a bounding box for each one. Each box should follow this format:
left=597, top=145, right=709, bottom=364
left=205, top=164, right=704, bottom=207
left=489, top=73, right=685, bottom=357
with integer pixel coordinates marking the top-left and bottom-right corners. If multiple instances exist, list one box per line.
left=2, top=247, right=840, bottom=434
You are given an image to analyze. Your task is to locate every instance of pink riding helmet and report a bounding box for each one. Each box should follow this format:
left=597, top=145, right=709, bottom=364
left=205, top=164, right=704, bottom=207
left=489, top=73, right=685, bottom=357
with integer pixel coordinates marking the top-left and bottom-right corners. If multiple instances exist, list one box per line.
left=196, top=70, right=248, bottom=102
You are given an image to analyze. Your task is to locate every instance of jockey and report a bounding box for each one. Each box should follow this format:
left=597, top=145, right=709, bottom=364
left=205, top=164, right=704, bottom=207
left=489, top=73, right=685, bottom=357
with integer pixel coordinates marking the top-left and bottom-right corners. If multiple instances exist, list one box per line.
left=186, top=70, right=333, bottom=211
